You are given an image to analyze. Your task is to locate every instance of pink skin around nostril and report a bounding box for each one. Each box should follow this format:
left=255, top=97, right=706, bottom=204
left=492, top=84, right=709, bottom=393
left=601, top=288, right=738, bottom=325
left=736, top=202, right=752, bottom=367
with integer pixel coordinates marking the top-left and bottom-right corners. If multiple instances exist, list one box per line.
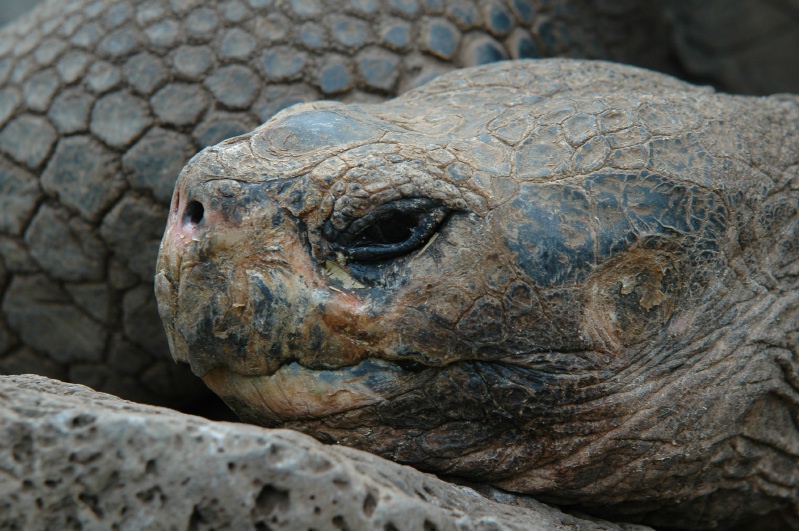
left=166, top=190, right=205, bottom=249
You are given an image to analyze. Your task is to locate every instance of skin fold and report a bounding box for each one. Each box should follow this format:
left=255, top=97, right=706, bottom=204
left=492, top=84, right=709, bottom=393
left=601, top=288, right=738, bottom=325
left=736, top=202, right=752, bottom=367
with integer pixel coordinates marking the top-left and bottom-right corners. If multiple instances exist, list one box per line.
left=157, top=59, right=799, bottom=529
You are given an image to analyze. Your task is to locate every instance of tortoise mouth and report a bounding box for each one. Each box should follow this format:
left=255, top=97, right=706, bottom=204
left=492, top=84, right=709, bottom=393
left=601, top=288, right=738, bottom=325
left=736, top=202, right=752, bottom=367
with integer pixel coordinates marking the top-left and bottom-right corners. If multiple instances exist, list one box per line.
left=201, top=357, right=435, bottom=424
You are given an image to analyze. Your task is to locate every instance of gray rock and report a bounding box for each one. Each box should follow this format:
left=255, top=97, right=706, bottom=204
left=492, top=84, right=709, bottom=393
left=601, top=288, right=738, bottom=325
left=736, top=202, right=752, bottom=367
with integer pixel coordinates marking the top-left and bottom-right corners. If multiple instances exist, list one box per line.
left=0, top=374, right=651, bottom=531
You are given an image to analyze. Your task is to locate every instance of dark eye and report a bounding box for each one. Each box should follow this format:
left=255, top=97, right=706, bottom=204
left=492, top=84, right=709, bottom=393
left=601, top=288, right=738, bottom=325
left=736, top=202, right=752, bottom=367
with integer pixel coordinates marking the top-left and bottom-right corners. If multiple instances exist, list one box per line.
left=327, top=198, right=448, bottom=262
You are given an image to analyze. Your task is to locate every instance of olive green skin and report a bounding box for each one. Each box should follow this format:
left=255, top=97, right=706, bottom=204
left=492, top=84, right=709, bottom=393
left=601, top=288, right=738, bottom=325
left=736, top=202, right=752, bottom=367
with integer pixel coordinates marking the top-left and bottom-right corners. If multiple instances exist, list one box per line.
left=157, top=59, right=799, bottom=529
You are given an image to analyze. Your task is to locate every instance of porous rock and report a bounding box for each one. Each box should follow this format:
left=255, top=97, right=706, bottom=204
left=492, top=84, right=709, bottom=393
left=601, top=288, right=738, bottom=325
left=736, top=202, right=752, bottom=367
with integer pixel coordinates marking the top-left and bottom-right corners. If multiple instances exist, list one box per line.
left=0, top=374, right=649, bottom=531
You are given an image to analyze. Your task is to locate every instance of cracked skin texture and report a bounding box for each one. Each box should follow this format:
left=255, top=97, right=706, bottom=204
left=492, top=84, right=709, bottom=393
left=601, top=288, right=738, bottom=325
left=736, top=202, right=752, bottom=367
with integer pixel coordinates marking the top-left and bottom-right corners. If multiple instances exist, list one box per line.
left=157, top=59, right=799, bottom=529
left=0, top=0, right=676, bottom=409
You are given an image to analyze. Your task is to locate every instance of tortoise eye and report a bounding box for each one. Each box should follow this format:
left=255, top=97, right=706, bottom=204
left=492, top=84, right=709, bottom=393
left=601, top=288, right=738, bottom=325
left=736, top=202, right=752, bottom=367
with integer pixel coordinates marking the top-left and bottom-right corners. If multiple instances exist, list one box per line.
left=328, top=198, right=448, bottom=262
left=354, top=212, right=419, bottom=247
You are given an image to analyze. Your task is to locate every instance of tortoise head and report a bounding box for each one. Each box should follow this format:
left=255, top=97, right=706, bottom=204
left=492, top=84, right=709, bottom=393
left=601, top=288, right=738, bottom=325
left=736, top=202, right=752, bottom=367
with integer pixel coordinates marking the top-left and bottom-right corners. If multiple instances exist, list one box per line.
left=156, top=59, right=799, bottom=528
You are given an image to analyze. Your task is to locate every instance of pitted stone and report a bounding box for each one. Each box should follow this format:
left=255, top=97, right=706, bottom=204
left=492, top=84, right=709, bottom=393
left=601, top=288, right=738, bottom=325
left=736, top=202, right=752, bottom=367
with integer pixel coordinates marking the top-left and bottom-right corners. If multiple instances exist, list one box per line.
left=100, top=194, right=169, bottom=281
left=205, top=64, right=260, bottom=109
left=185, top=7, right=218, bottom=41
left=420, top=17, right=461, bottom=60
left=55, top=49, right=92, bottom=84
left=0, top=114, right=57, bottom=170
left=85, top=60, right=122, bottom=93
left=0, top=375, right=645, bottom=531
left=25, top=204, right=106, bottom=282
left=123, top=53, right=167, bottom=95
left=193, top=112, right=256, bottom=148
left=123, top=127, right=193, bottom=203
left=48, top=88, right=93, bottom=134
left=357, top=48, right=401, bottom=92
left=0, top=88, right=20, bottom=128
left=90, top=90, right=150, bottom=148
left=144, top=18, right=180, bottom=48
left=0, top=158, right=40, bottom=236
left=2, top=275, right=106, bottom=364
left=259, top=46, right=307, bottom=82
left=171, top=45, right=214, bottom=80
left=220, top=28, right=256, bottom=60
left=21, top=69, right=60, bottom=112
left=41, top=135, right=125, bottom=221
left=151, top=82, right=208, bottom=126
left=97, top=26, right=142, bottom=58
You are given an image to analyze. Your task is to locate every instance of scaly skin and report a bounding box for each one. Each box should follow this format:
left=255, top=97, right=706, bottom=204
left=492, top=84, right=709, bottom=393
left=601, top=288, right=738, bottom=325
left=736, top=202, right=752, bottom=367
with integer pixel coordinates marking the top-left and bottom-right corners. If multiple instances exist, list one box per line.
left=157, top=59, right=799, bottom=529
left=0, top=0, right=675, bottom=408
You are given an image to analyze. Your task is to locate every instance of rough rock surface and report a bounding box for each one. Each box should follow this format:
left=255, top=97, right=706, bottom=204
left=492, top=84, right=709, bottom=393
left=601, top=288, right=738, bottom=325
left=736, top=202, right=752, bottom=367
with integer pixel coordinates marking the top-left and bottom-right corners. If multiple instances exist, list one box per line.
left=0, top=374, right=652, bottom=531
left=0, top=0, right=675, bottom=410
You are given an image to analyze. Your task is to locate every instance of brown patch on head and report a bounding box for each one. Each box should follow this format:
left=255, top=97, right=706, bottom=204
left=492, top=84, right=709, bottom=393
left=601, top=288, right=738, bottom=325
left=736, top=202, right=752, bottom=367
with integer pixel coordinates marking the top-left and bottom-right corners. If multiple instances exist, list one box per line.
left=585, top=248, right=678, bottom=349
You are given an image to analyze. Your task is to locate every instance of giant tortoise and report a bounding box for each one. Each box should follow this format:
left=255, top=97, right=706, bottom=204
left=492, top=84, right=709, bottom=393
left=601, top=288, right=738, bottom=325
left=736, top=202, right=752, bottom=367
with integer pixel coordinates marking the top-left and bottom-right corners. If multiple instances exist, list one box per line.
left=156, top=59, right=799, bottom=529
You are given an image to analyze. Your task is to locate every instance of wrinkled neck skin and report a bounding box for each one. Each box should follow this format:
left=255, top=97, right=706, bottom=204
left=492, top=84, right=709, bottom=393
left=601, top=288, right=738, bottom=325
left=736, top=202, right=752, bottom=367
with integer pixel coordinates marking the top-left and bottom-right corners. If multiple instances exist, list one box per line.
left=155, top=60, right=799, bottom=529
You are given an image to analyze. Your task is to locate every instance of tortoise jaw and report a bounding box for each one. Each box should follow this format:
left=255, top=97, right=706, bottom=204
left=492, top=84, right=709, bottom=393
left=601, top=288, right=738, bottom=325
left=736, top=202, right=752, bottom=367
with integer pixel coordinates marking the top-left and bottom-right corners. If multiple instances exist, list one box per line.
left=201, top=358, right=422, bottom=424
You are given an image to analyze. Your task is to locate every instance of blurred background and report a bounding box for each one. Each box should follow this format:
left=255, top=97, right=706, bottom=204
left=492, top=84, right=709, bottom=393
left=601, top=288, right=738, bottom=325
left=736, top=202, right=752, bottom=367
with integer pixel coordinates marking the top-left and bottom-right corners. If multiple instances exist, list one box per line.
left=1, top=0, right=43, bottom=27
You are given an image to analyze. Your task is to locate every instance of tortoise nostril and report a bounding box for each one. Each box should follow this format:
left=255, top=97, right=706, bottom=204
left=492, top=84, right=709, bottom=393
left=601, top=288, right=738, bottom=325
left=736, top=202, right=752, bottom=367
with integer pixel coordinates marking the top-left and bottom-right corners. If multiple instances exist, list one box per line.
left=184, top=200, right=204, bottom=226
